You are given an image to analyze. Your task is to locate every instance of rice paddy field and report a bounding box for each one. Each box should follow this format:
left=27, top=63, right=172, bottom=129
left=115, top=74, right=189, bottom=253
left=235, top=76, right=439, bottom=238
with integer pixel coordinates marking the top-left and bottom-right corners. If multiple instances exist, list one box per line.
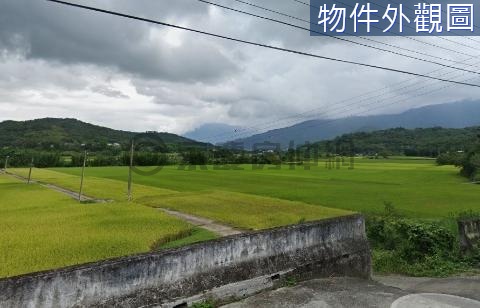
left=50, top=159, right=479, bottom=218
left=0, top=174, right=196, bottom=278
left=2, top=158, right=479, bottom=278
left=2, top=162, right=353, bottom=278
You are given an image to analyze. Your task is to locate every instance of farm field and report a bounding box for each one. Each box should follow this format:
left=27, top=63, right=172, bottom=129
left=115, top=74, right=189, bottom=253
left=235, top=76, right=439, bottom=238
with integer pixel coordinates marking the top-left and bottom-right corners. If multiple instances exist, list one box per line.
left=9, top=168, right=351, bottom=230
left=2, top=166, right=350, bottom=277
left=0, top=174, right=200, bottom=278
left=3, top=159, right=479, bottom=278
left=46, top=159, right=480, bottom=219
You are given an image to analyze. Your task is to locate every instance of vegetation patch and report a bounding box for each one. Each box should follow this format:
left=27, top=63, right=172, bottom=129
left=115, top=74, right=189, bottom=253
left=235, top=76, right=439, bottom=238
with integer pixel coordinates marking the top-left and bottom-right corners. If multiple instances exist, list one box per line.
left=152, top=228, right=218, bottom=250
left=283, top=276, right=298, bottom=287
left=191, top=299, right=216, bottom=308
left=367, top=204, right=480, bottom=277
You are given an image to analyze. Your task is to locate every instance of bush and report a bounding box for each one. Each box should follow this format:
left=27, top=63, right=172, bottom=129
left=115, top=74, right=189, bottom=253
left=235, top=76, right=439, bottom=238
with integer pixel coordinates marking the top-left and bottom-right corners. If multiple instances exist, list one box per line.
left=368, top=216, right=455, bottom=260
left=372, top=249, right=470, bottom=277
left=367, top=203, right=479, bottom=277
left=191, top=300, right=215, bottom=308
left=436, top=152, right=462, bottom=166
left=457, top=134, right=480, bottom=180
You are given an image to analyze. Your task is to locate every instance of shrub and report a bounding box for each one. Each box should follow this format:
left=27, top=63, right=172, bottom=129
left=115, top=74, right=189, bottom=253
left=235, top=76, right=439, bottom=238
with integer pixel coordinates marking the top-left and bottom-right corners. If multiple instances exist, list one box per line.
left=191, top=300, right=215, bottom=308
left=368, top=216, right=456, bottom=259
left=436, top=152, right=462, bottom=166
left=367, top=203, right=478, bottom=277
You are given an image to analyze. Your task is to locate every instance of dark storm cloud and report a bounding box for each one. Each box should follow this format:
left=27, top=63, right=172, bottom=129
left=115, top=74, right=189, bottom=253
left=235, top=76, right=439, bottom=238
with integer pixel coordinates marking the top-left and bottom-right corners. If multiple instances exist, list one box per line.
left=0, top=0, right=238, bottom=82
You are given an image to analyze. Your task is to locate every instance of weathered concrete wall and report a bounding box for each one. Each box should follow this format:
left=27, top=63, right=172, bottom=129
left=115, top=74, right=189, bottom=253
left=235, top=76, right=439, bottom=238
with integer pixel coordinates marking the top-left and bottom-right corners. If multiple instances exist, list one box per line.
left=0, top=214, right=370, bottom=307
left=458, top=218, right=480, bottom=253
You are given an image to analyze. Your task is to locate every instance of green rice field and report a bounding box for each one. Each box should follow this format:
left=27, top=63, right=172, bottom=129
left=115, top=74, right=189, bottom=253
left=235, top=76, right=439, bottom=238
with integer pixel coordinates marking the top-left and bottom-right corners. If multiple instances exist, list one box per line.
left=3, top=158, right=478, bottom=278
left=0, top=174, right=196, bottom=278
left=47, top=159, right=480, bottom=218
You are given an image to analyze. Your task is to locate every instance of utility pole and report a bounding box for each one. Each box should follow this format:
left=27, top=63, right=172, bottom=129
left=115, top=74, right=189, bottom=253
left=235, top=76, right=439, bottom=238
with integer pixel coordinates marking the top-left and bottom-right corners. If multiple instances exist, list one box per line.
left=127, top=140, right=134, bottom=201
left=4, top=155, right=9, bottom=172
left=206, top=143, right=209, bottom=163
left=27, top=158, right=34, bottom=184
left=78, top=150, right=87, bottom=202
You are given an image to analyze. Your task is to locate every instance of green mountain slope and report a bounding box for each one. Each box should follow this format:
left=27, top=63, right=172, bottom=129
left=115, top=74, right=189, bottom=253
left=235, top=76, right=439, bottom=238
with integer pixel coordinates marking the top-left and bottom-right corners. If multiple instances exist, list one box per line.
left=305, top=126, right=480, bottom=157
left=0, top=118, right=205, bottom=152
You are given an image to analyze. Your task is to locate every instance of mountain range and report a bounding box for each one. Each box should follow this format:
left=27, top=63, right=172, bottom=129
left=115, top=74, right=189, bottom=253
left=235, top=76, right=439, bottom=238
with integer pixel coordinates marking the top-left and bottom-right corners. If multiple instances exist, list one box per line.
left=184, top=123, right=244, bottom=144
left=223, top=101, right=480, bottom=149
left=2, top=101, right=480, bottom=153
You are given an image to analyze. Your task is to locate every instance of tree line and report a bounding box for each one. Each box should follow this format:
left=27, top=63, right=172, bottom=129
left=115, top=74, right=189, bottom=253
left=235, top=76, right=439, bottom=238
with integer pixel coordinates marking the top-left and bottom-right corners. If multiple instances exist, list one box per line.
left=437, top=133, right=480, bottom=182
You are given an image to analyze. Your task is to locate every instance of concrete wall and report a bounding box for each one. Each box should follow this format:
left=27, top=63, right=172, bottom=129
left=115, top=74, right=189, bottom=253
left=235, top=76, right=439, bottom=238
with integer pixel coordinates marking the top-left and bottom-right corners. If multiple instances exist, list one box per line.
left=459, top=218, right=480, bottom=253
left=0, top=214, right=370, bottom=307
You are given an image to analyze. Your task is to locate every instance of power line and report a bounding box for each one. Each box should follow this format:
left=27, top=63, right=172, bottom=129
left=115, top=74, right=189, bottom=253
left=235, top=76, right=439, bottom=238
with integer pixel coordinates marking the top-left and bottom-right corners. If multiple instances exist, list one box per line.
left=44, top=0, right=480, bottom=146
left=395, top=0, right=480, bottom=45
left=225, top=0, right=470, bottom=64
left=352, top=0, right=480, bottom=49
left=226, top=71, right=480, bottom=145
left=208, top=56, right=480, bottom=143
left=292, top=0, right=478, bottom=58
left=256, top=62, right=480, bottom=139
left=346, top=0, right=480, bottom=50
left=45, top=0, right=480, bottom=88
left=194, top=0, right=480, bottom=76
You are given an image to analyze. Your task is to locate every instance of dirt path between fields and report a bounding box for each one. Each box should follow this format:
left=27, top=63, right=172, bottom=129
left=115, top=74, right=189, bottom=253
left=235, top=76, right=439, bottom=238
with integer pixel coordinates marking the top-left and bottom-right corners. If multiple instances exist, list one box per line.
left=3, top=170, right=243, bottom=236
left=4, top=171, right=108, bottom=203
left=160, top=209, right=244, bottom=237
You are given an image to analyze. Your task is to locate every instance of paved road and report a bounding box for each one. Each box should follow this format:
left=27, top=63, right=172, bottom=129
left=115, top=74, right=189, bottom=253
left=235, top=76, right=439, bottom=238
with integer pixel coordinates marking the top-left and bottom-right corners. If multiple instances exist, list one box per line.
left=223, top=275, right=480, bottom=308
left=375, top=275, right=480, bottom=301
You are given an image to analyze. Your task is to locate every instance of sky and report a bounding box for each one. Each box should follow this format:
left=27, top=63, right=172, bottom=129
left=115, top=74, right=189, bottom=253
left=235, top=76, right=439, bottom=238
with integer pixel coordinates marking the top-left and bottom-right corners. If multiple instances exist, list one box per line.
left=1, top=0, right=480, bottom=142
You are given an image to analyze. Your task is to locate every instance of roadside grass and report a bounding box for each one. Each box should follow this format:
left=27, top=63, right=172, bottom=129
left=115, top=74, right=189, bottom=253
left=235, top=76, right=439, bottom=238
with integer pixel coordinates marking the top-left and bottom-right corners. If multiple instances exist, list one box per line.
left=371, top=249, right=474, bottom=277
left=50, top=160, right=480, bottom=218
left=139, top=190, right=353, bottom=230
left=0, top=174, right=197, bottom=278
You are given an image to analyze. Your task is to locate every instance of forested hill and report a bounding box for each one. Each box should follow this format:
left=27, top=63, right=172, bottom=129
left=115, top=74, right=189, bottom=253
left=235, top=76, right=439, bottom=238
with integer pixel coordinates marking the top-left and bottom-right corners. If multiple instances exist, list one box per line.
left=0, top=118, right=206, bottom=152
left=306, top=126, right=480, bottom=157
